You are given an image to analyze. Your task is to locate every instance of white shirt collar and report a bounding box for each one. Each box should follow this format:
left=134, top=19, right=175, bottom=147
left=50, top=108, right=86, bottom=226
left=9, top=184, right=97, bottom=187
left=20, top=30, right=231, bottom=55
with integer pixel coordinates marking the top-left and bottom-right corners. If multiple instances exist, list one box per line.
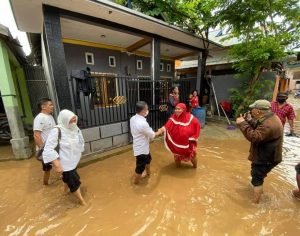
left=136, top=113, right=146, bottom=120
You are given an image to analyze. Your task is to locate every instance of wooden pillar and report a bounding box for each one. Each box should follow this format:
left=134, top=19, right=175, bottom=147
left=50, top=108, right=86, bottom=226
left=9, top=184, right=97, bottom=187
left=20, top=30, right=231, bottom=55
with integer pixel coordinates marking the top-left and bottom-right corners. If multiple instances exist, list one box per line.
left=196, top=52, right=202, bottom=93
left=272, top=75, right=281, bottom=101
left=284, top=79, right=289, bottom=92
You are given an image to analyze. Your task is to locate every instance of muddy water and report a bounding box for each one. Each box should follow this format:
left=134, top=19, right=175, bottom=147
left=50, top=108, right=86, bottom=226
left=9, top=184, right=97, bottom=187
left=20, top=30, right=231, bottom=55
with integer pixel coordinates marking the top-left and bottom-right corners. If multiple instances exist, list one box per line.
left=0, top=96, right=299, bottom=235
left=1, top=130, right=300, bottom=235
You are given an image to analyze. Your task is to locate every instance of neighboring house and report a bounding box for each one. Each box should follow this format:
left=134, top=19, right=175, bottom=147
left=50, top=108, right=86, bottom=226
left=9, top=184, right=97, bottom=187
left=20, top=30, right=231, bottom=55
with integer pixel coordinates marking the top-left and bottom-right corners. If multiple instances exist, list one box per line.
left=176, top=29, right=240, bottom=105
left=176, top=29, right=284, bottom=106
left=0, top=24, right=33, bottom=159
left=285, top=54, right=300, bottom=92
left=10, top=0, right=221, bottom=156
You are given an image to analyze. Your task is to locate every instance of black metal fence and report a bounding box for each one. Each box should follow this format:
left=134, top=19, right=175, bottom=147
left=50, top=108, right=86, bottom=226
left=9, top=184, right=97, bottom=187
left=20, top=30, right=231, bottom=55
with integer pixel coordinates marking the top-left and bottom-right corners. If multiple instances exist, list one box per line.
left=24, top=65, right=49, bottom=116
left=69, top=73, right=193, bottom=130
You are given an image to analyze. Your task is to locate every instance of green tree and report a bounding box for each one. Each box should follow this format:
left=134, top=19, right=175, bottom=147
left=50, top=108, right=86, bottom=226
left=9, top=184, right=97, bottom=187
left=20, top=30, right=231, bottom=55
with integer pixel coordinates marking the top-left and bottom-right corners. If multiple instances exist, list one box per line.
left=116, top=0, right=221, bottom=99
left=116, top=0, right=300, bottom=115
left=216, top=0, right=300, bottom=115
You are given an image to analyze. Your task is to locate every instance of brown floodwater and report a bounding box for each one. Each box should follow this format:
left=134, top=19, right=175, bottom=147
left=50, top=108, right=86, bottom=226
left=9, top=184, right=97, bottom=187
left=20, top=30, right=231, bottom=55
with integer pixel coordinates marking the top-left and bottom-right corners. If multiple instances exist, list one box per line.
left=0, top=96, right=299, bottom=235
left=1, top=127, right=300, bottom=235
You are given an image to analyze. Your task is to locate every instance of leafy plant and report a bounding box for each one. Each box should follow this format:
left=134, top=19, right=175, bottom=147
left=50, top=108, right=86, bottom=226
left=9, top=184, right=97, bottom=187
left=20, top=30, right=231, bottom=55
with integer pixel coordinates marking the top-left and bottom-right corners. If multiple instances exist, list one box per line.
left=216, top=0, right=300, bottom=115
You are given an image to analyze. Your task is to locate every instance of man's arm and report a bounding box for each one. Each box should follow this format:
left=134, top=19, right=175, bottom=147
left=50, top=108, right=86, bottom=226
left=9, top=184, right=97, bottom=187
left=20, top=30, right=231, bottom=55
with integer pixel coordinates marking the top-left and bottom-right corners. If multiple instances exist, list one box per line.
left=288, top=119, right=294, bottom=134
left=238, top=121, right=271, bottom=143
left=33, top=130, right=44, bottom=148
left=287, top=106, right=296, bottom=134
left=142, top=123, right=156, bottom=139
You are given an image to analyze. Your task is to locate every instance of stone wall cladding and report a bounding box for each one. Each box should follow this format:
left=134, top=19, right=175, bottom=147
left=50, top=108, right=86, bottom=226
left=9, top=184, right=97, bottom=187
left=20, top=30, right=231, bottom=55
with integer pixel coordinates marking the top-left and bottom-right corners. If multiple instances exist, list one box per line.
left=91, top=138, right=113, bottom=152
left=81, top=127, right=101, bottom=142
left=121, top=121, right=129, bottom=133
left=81, top=122, right=130, bottom=156
left=82, top=142, right=91, bottom=155
left=113, top=133, right=129, bottom=147
left=100, top=123, right=122, bottom=138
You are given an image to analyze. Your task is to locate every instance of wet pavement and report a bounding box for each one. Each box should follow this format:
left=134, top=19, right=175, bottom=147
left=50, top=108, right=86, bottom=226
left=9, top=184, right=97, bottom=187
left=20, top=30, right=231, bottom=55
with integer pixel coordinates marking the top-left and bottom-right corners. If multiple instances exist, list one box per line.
left=0, top=96, right=299, bottom=235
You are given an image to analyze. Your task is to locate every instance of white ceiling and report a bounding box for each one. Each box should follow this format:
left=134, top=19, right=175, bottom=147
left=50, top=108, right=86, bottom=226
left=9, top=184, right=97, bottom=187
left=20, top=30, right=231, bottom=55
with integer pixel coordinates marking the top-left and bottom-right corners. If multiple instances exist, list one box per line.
left=61, top=18, right=195, bottom=59
left=61, top=18, right=141, bottom=48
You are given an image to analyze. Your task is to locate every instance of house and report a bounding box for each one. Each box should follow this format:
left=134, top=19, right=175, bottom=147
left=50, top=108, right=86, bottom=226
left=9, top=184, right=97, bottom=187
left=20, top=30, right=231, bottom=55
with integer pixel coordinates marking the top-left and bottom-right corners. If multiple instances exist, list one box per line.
left=10, top=0, right=221, bottom=156
left=176, top=29, right=284, bottom=111
left=285, top=53, right=300, bottom=92
left=0, top=24, right=33, bottom=159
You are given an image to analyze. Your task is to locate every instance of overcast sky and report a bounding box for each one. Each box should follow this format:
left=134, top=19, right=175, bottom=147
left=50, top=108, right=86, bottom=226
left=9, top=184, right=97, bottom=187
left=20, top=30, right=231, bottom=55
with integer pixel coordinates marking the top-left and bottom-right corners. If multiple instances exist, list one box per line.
left=0, top=0, right=31, bottom=55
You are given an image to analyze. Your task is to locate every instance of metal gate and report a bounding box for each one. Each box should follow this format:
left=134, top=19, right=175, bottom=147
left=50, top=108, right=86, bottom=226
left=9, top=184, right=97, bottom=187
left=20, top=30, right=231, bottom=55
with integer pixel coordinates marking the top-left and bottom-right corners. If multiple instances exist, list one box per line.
left=127, top=78, right=192, bottom=131
left=24, top=65, right=49, bottom=116
left=68, top=72, right=192, bottom=130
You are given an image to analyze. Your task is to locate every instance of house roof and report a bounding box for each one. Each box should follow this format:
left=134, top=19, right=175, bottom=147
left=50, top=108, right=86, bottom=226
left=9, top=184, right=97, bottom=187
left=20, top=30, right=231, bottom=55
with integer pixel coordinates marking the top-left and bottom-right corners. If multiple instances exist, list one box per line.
left=208, top=29, right=240, bottom=47
left=10, top=0, right=222, bottom=59
left=0, top=24, right=27, bottom=65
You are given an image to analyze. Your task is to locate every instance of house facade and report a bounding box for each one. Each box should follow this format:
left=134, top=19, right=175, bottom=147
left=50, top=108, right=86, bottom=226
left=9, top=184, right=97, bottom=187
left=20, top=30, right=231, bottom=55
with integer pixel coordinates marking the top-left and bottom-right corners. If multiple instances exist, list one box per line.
left=10, top=0, right=221, bottom=156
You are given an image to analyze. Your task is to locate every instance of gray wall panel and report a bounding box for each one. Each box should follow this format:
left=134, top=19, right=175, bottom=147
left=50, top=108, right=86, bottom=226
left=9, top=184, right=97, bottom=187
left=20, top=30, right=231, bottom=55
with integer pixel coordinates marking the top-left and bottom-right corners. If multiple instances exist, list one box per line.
left=63, top=43, right=174, bottom=78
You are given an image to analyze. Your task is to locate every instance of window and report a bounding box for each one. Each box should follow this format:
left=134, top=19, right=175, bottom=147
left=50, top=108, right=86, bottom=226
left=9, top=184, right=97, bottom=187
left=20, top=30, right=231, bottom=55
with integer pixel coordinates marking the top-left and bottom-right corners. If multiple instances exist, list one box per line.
left=109, top=56, right=116, bottom=67
left=137, top=60, right=143, bottom=70
left=167, top=64, right=171, bottom=72
left=93, top=75, right=119, bottom=107
left=160, top=63, right=164, bottom=71
left=85, top=52, right=94, bottom=65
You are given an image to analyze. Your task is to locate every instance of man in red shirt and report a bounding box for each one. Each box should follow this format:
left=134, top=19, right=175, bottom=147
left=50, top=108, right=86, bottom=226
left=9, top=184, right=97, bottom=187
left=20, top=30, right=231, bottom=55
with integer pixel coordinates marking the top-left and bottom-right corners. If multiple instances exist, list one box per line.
left=271, top=92, right=296, bottom=135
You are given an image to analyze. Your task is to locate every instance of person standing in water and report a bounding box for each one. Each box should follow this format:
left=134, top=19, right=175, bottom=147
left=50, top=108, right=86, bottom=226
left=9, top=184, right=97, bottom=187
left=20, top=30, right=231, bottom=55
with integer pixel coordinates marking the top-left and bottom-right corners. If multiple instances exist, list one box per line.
left=43, top=109, right=86, bottom=205
left=271, top=92, right=296, bottom=136
left=167, top=86, right=179, bottom=117
left=189, top=90, right=199, bottom=111
left=157, top=103, right=200, bottom=168
left=236, top=100, right=283, bottom=204
left=130, top=101, right=161, bottom=185
left=33, top=98, right=56, bottom=185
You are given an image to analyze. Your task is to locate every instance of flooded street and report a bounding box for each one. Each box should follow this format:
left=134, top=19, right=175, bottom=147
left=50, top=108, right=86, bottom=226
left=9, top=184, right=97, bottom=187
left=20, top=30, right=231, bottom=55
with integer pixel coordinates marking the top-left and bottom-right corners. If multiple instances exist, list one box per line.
left=0, top=96, right=299, bottom=235
left=1, top=122, right=300, bottom=235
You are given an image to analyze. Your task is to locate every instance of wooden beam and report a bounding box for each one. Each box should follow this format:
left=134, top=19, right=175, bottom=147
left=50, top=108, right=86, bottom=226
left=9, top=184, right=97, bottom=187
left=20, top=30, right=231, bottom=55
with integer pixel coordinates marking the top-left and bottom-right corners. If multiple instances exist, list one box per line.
left=126, top=38, right=151, bottom=52
left=63, top=37, right=174, bottom=61
left=284, top=79, right=290, bottom=92
left=174, top=51, right=199, bottom=60
left=272, top=75, right=281, bottom=101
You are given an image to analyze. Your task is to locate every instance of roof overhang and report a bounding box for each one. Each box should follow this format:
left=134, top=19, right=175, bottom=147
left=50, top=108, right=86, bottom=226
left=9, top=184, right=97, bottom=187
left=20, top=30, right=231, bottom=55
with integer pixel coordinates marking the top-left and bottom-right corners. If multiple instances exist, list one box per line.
left=10, top=0, right=222, bottom=59
left=0, top=24, right=27, bottom=65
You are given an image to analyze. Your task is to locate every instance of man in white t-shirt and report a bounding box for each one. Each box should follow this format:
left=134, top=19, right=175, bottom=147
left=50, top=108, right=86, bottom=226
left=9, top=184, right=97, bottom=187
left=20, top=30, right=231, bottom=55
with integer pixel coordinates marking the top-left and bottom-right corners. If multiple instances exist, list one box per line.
left=130, top=101, right=160, bottom=185
left=33, top=98, right=56, bottom=185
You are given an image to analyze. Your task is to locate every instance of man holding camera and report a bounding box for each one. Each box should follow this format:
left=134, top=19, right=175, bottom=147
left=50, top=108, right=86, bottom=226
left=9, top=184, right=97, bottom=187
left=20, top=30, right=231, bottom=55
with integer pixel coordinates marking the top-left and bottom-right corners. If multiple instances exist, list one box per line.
left=236, top=100, right=283, bottom=204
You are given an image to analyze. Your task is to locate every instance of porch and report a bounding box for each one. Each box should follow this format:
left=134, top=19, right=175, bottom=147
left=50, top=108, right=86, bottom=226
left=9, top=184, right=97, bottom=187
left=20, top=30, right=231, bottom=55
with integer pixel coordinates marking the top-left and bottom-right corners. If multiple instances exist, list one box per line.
left=10, top=0, right=221, bottom=156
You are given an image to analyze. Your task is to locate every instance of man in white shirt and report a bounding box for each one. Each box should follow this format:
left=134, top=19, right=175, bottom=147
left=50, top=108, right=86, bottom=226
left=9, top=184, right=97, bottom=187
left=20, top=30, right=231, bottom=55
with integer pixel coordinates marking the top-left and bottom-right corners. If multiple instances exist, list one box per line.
left=130, top=101, right=160, bottom=184
left=33, top=98, right=56, bottom=185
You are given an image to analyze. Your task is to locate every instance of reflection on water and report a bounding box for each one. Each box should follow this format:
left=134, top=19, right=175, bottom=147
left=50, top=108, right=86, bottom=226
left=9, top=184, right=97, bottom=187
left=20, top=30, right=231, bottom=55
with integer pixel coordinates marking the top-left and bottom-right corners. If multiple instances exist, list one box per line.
left=277, top=95, right=300, bottom=186
left=1, top=134, right=300, bottom=235
left=0, top=97, right=299, bottom=235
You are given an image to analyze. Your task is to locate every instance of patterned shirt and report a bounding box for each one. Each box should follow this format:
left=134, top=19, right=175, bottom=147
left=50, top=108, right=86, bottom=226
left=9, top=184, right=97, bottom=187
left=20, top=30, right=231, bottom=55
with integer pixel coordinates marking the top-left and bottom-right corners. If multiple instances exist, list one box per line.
left=271, top=101, right=296, bottom=126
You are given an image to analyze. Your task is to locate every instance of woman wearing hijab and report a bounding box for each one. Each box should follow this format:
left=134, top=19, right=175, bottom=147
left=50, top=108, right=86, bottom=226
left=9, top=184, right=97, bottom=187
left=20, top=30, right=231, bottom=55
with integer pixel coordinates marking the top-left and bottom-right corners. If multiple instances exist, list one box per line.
left=43, top=109, right=86, bottom=205
left=157, top=103, right=201, bottom=168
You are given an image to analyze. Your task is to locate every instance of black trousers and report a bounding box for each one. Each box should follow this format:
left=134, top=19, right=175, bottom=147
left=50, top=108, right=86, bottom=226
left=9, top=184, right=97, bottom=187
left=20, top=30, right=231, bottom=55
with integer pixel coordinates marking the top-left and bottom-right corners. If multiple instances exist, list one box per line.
left=251, top=163, right=278, bottom=186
